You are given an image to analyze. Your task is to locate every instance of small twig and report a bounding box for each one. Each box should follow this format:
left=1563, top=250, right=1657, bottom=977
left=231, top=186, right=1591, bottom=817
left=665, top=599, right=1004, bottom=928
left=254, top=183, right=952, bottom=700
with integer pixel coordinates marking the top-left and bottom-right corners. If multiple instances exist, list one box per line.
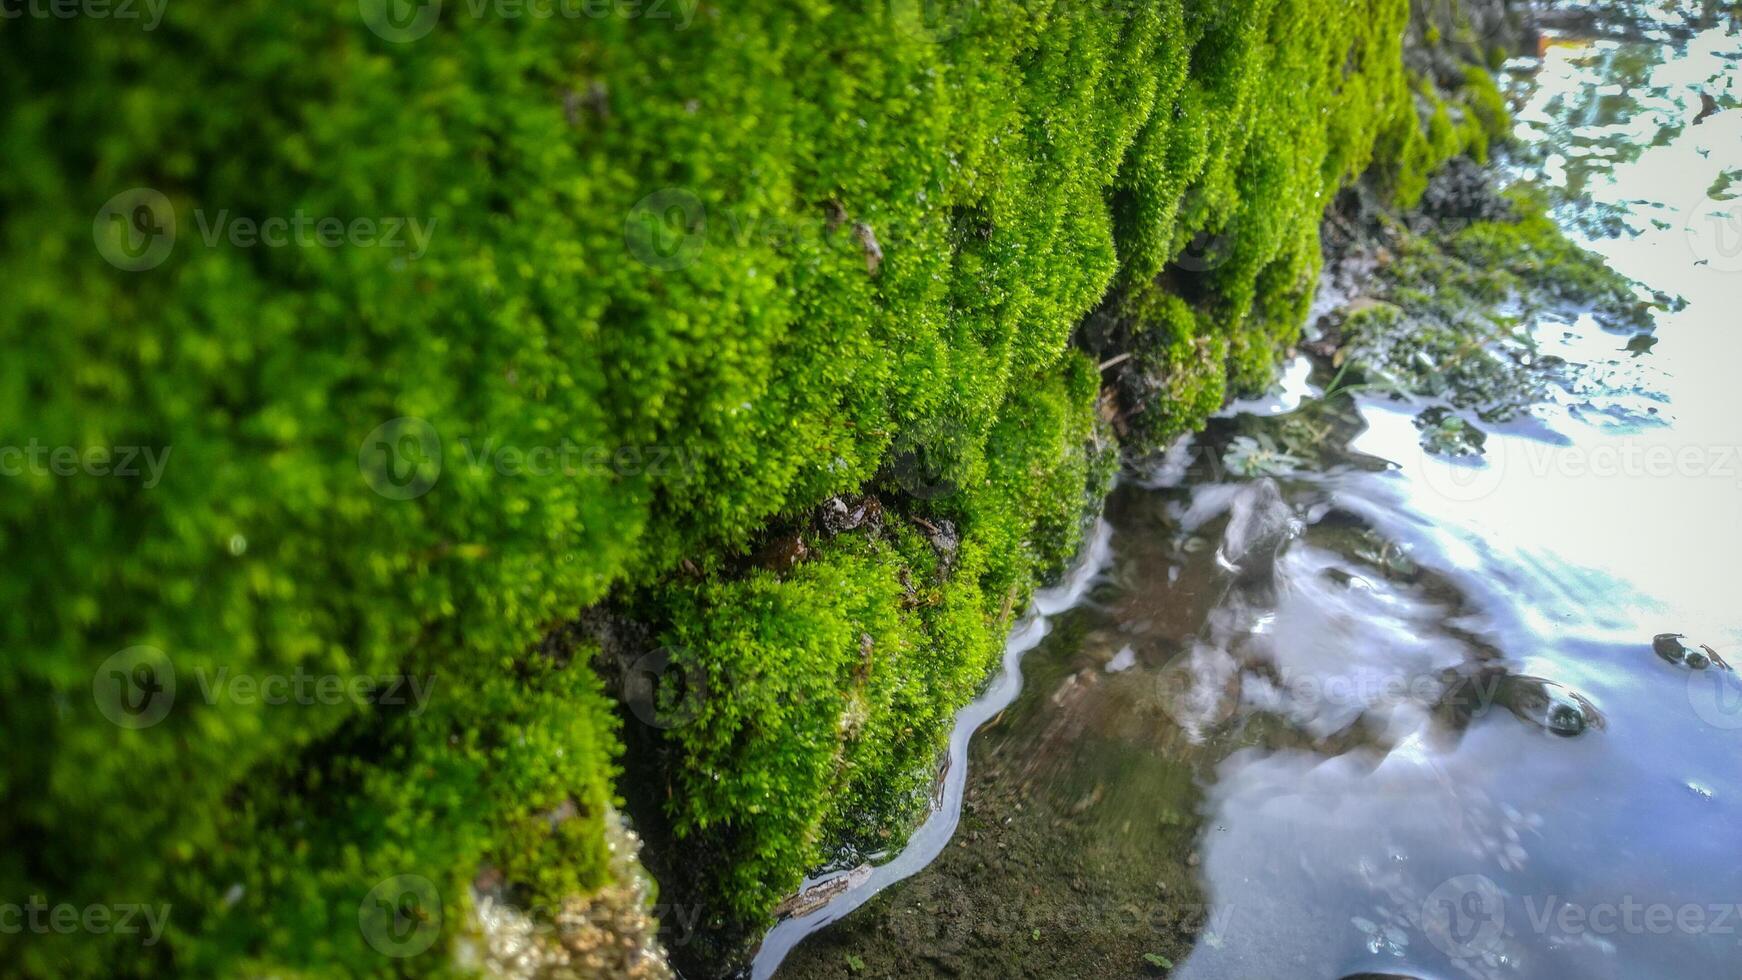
left=1098, top=351, right=1134, bottom=372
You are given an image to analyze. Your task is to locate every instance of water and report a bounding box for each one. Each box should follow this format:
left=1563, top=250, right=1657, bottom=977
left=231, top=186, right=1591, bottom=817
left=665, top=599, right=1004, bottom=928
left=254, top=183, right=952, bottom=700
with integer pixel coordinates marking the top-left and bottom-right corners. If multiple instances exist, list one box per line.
left=769, top=16, right=1742, bottom=980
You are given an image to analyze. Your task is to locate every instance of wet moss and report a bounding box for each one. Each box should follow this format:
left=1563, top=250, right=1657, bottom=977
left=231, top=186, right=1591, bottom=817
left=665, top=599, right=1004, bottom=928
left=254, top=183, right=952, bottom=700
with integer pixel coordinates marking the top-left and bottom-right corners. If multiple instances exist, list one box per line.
left=1089, top=286, right=1230, bottom=452
left=639, top=355, right=1104, bottom=943
left=1445, top=188, right=1668, bottom=332
left=1380, top=64, right=1511, bottom=209
left=1321, top=184, right=1670, bottom=435
left=1088, top=0, right=1517, bottom=456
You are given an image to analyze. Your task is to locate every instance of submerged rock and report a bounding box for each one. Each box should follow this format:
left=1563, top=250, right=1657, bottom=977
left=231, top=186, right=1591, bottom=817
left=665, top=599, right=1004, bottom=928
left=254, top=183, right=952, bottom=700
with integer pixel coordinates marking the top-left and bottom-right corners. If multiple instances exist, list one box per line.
left=1216, top=477, right=1299, bottom=588
left=1221, top=434, right=1307, bottom=477
left=772, top=864, right=872, bottom=920
left=1436, top=669, right=1605, bottom=738
left=1415, top=406, right=1488, bottom=456
left=1653, top=633, right=1732, bottom=670
left=1497, top=674, right=1605, bottom=738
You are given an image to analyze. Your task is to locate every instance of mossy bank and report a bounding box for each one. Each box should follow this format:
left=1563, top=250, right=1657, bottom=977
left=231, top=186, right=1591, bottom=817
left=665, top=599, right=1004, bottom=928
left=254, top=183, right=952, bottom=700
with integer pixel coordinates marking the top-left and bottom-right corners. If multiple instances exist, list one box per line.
left=4, top=0, right=1528, bottom=976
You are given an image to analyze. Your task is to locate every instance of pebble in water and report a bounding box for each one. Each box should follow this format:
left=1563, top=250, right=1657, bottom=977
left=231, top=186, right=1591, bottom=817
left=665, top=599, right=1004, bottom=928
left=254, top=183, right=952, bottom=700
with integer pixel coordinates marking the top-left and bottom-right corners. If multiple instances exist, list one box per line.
left=1497, top=675, right=1604, bottom=738
left=1652, top=633, right=1731, bottom=670
left=1215, top=477, right=1299, bottom=591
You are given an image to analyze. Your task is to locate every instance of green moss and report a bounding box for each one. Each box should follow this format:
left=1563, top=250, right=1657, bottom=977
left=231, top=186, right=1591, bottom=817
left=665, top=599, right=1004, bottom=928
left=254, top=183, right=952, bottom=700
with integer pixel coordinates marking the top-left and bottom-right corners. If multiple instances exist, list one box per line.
left=1100, top=286, right=1229, bottom=447
left=1330, top=187, right=1665, bottom=423
left=1378, top=63, right=1511, bottom=209
left=1446, top=188, right=1666, bottom=332
left=645, top=354, right=1103, bottom=927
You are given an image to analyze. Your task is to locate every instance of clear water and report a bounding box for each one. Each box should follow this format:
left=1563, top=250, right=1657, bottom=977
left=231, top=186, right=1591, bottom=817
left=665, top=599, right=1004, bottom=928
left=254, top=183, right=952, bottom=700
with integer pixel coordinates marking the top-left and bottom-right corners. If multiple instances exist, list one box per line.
left=771, top=16, right=1742, bottom=980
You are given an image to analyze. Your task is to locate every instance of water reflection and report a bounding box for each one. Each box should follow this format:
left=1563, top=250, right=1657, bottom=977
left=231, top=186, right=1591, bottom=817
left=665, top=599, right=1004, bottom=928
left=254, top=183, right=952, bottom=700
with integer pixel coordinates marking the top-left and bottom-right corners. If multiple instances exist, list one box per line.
left=1177, top=20, right=1742, bottom=979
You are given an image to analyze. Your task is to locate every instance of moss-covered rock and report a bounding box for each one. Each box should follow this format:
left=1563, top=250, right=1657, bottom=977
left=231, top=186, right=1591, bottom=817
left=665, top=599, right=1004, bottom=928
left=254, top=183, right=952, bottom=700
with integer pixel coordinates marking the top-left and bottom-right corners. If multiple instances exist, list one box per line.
left=2, top=0, right=1521, bottom=975
left=623, top=353, right=1106, bottom=963
left=1316, top=184, right=1670, bottom=430
left=1083, top=0, right=1513, bottom=456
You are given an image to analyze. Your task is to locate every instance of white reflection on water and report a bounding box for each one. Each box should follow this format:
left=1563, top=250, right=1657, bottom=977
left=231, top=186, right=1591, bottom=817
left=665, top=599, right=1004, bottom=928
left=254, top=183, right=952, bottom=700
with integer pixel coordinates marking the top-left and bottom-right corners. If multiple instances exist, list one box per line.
left=1176, top=24, right=1742, bottom=980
